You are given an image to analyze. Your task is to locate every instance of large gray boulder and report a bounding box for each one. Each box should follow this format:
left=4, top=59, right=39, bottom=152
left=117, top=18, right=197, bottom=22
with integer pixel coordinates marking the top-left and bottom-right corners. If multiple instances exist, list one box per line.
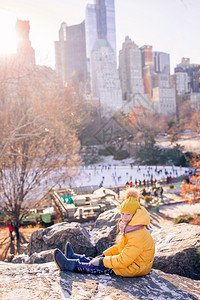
left=27, top=249, right=55, bottom=264
left=93, top=208, right=120, bottom=254
left=0, top=261, right=198, bottom=300
left=28, top=222, right=96, bottom=257
left=5, top=250, right=55, bottom=264
left=152, top=223, right=200, bottom=280
left=5, top=254, right=29, bottom=264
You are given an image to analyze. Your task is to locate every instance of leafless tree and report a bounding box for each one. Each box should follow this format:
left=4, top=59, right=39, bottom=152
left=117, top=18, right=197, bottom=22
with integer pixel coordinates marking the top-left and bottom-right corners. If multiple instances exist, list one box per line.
left=178, top=100, right=192, bottom=130
left=129, top=105, right=168, bottom=143
left=0, top=64, right=82, bottom=225
left=190, top=110, right=200, bottom=133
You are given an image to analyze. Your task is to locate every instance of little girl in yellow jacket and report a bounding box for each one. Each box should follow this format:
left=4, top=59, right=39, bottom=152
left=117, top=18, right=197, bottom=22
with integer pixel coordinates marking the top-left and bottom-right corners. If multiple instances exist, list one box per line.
left=53, top=188, right=155, bottom=277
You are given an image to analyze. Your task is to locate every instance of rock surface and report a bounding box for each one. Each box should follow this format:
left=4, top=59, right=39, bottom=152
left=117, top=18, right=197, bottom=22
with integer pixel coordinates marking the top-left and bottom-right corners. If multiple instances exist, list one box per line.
left=93, top=207, right=120, bottom=254
left=155, top=269, right=200, bottom=300
left=0, top=261, right=198, bottom=300
left=152, top=223, right=200, bottom=280
left=27, top=249, right=55, bottom=264
left=28, top=222, right=96, bottom=257
left=18, top=212, right=200, bottom=282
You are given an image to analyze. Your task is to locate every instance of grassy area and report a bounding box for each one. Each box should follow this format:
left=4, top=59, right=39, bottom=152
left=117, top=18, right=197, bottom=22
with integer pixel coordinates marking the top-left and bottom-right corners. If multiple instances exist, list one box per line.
left=174, top=214, right=200, bottom=225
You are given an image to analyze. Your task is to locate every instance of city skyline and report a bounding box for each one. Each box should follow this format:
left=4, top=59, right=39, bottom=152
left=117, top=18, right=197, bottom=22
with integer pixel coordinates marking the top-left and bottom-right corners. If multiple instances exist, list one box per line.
left=0, top=0, right=199, bottom=72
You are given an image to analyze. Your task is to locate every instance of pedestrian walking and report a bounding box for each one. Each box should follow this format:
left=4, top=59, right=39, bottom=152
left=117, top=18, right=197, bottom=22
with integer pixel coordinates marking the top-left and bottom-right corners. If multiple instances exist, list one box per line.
left=8, top=222, right=14, bottom=240
left=160, top=187, right=164, bottom=200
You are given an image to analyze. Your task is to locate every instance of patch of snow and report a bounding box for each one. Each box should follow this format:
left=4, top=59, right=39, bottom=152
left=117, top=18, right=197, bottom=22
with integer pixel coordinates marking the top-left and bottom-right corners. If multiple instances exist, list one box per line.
left=154, top=233, right=176, bottom=254
left=87, top=228, right=95, bottom=246
left=95, top=297, right=114, bottom=300
left=37, top=265, right=49, bottom=272
left=18, top=269, right=29, bottom=276
left=43, top=207, right=54, bottom=214
left=159, top=202, right=200, bottom=218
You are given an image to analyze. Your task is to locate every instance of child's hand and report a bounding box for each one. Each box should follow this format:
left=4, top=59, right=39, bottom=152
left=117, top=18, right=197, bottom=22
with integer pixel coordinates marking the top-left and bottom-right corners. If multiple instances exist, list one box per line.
left=95, top=254, right=105, bottom=259
left=89, top=257, right=104, bottom=266
left=119, top=220, right=126, bottom=233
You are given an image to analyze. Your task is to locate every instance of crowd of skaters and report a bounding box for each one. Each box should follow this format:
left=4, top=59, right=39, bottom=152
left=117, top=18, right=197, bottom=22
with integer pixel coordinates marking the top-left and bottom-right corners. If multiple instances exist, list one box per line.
left=73, top=163, right=190, bottom=189
left=124, top=176, right=164, bottom=200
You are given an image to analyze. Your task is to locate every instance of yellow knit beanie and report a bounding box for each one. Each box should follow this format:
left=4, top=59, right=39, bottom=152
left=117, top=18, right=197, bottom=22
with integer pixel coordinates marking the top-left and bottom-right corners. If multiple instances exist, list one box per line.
left=120, top=196, right=141, bottom=215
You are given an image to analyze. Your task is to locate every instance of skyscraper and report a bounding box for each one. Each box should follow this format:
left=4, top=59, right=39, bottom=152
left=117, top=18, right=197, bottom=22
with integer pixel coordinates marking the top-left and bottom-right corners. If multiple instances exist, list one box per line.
left=119, top=36, right=145, bottom=99
left=55, top=21, right=87, bottom=85
left=140, top=45, right=154, bottom=100
left=154, top=51, right=170, bottom=75
left=175, top=58, right=200, bottom=113
left=85, top=0, right=116, bottom=68
left=96, top=0, right=107, bottom=39
left=175, top=71, right=190, bottom=95
left=91, top=39, right=122, bottom=112
left=176, top=58, right=200, bottom=93
left=15, top=20, right=35, bottom=69
left=140, top=45, right=153, bottom=69
left=118, top=37, right=153, bottom=112
left=152, top=73, right=176, bottom=115
left=85, top=4, right=97, bottom=71
left=105, top=0, right=116, bottom=55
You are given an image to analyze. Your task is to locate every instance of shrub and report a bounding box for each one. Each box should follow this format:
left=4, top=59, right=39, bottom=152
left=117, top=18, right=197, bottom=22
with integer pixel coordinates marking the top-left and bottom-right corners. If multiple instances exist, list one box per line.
left=169, top=184, right=174, bottom=189
left=174, top=214, right=200, bottom=224
left=98, top=146, right=116, bottom=156
left=144, top=195, right=152, bottom=203
left=114, top=150, right=130, bottom=160
left=135, top=142, right=193, bottom=166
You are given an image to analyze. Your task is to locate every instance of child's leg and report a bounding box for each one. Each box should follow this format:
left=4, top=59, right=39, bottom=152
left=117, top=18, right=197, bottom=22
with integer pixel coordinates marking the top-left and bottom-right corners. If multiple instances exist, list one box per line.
left=76, top=261, right=112, bottom=275
left=65, top=242, right=93, bottom=263
left=54, top=249, right=112, bottom=275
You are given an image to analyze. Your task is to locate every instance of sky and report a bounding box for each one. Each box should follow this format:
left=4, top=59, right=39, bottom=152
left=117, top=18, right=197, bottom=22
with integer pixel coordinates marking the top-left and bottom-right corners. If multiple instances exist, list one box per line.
left=0, top=0, right=199, bottom=73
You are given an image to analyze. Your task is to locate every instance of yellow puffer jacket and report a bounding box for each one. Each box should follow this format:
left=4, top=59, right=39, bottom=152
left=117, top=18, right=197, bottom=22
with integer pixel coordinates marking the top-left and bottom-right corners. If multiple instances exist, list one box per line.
left=103, top=207, right=155, bottom=277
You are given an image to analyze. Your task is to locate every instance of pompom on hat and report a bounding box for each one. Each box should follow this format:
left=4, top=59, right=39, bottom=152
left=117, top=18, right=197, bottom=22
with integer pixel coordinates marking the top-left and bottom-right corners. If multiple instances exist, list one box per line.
left=120, top=188, right=141, bottom=215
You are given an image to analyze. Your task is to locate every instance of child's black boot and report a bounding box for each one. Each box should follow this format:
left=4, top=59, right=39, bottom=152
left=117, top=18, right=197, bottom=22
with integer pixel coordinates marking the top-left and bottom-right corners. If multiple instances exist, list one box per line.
left=53, top=248, right=79, bottom=271
left=65, top=242, right=91, bottom=263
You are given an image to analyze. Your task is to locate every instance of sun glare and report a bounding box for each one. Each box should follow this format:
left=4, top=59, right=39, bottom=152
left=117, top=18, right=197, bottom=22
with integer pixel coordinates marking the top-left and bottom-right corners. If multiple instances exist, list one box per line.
left=0, top=10, right=17, bottom=55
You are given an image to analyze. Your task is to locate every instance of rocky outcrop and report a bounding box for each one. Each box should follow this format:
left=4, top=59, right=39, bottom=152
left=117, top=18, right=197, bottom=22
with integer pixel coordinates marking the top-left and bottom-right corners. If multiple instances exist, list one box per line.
left=94, top=208, right=120, bottom=230
left=93, top=207, right=120, bottom=254
left=0, top=261, right=198, bottom=300
left=27, top=249, right=55, bottom=264
left=28, top=222, right=96, bottom=257
left=5, top=251, right=54, bottom=264
left=2, top=210, right=200, bottom=299
left=18, top=211, right=200, bottom=282
left=152, top=223, right=200, bottom=280
left=27, top=209, right=120, bottom=259
left=155, top=269, right=200, bottom=300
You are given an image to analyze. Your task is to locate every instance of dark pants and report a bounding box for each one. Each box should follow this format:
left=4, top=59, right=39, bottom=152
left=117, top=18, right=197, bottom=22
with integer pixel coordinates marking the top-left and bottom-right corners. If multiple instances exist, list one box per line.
left=75, top=257, right=112, bottom=275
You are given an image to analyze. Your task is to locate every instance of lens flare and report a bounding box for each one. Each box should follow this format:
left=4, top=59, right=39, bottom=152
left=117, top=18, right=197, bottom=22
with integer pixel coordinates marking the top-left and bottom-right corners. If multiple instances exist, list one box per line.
left=0, top=10, right=17, bottom=55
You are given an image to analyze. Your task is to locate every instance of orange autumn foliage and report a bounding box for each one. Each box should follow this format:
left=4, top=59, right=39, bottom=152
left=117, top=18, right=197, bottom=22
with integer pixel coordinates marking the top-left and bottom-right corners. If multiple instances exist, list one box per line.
left=181, top=156, right=200, bottom=204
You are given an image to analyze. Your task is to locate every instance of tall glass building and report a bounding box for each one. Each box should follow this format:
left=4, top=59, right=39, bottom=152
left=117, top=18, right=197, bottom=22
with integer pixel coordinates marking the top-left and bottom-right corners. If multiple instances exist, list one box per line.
left=55, top=21, right=87, bottom=85
left=154, top=51, right=170, bottom=75
left=96, top=0, right=107, bottom=39
left=105, top=0, right=116, bottom=55
left=85, top=0, right=116, bottom=69
left=85, top=4, right=97, bottom=70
